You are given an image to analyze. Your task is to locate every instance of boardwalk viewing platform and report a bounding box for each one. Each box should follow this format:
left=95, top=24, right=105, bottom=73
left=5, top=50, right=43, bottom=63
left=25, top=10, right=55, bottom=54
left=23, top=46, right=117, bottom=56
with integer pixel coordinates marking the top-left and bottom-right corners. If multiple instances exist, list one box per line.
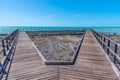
left=0, top=30, right=119, bottom=80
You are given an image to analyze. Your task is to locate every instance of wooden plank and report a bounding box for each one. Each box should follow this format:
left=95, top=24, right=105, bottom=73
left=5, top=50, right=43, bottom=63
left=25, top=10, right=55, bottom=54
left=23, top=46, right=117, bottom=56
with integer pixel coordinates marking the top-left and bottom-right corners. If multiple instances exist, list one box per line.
left=8, top=31, right=119, bottom=80
left=8, top=32, right=58, bottom=80
left=59, top=31, right=119, bottom=80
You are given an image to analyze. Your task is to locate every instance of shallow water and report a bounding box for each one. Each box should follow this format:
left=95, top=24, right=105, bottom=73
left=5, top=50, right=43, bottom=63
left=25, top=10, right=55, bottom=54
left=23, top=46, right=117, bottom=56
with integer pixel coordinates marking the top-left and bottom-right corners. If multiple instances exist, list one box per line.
left=0, top=26, right=120, bottom=34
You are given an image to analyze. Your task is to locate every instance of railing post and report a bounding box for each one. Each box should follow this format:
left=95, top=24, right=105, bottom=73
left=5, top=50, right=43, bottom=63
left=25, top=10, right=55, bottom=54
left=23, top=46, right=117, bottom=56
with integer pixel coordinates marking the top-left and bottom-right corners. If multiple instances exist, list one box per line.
left=8, top=37, right=11, bottom=46
left=107, top=40, right=110, bottom=55
left=103, top=37, right=105, bottom=48
left=114, top=44, right=118, bottom=63
left=100, top=36, right=102, bottom=45
left=6, top=37, right=9, bottom=50
left=9, top=36, right=12, bottom=46
left=114, top=44, right=117, bottom=54
left=2, top=40, right=6, bottom=56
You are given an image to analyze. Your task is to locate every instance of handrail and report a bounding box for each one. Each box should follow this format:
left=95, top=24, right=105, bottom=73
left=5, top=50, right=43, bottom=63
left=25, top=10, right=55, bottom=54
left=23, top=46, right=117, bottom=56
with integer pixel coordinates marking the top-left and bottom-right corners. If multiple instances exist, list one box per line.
left=91, top=30, right=120, bottom=76
left=0, top=29, right=18, bottom=55
left=0, top=29, right=19, bottom=79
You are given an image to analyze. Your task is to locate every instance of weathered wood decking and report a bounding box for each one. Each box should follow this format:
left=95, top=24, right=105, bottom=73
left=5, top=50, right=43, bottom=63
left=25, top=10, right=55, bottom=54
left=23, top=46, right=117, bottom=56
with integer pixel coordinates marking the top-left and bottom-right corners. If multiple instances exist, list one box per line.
left=8, top=32, right=59, bottom=80
left=59, top=31, right=119, bottom=80
left=8, top=31, right=119, bottom=80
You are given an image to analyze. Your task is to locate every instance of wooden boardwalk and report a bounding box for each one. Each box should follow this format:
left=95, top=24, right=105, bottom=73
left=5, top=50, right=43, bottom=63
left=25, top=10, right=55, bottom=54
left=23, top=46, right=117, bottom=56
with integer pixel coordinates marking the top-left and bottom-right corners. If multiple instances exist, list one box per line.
left=8, top=32, right=59, bottom=80
left=59, top=31, right=119, bottom=80
left=8, top=31, right=119, bottom=80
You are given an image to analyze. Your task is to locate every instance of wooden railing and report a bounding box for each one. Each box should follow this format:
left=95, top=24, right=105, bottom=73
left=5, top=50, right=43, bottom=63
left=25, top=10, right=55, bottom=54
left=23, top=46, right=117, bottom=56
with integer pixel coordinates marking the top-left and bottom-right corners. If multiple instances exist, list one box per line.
left=91, top=30, right=120, bottom=76
left=0, top=29, right=19, bottom=79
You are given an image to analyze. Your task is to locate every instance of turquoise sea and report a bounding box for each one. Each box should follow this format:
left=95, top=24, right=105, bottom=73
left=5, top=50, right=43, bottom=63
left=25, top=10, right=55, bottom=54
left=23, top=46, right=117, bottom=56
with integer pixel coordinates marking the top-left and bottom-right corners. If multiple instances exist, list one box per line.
left=0, top=26, right=120, bottom=35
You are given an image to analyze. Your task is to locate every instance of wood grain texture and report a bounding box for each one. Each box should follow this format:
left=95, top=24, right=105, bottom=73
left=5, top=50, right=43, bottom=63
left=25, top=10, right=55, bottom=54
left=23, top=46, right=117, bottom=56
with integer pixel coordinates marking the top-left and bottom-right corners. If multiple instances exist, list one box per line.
left=59, top=31, right=119, bottom=80
left=8, top=32, right=59, bottom=80
left=8, top=31, right=119, bottom=80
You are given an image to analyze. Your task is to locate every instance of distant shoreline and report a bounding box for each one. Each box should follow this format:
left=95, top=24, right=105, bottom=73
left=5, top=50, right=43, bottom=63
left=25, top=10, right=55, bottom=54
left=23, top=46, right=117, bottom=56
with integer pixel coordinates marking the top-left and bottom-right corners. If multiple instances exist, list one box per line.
left=0, top=26, right=120, bottom=34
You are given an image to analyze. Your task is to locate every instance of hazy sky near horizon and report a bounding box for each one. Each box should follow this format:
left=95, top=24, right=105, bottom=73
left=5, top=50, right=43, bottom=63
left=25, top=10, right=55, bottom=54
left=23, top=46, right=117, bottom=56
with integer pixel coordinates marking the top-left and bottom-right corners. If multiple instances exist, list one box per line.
left=0, top=0, right=120, bottom=26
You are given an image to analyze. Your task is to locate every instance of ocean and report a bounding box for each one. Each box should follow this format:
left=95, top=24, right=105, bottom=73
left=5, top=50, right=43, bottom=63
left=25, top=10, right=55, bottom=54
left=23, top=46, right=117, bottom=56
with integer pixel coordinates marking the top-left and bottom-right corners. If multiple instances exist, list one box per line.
left=0, top=26, right=120, bottom=35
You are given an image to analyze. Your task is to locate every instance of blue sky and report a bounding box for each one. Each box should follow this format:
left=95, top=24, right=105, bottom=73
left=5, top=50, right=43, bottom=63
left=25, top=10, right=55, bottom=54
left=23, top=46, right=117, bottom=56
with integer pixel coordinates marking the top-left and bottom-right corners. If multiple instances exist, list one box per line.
left=0, top=0, right=120, bottom=26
